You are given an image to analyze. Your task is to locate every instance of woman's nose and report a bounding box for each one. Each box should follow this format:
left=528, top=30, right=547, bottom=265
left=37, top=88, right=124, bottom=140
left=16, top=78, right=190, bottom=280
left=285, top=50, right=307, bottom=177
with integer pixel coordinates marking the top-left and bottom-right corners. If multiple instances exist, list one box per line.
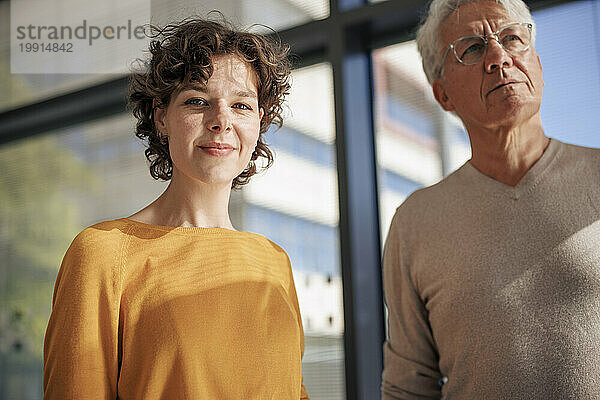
left=205, top=103, right=232, bottom=133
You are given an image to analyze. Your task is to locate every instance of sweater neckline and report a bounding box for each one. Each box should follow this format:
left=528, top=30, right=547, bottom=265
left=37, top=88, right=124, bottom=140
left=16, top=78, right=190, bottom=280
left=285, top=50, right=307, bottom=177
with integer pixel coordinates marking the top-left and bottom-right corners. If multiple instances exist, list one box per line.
left=460, top=137, right=562, bottom=200
left=117, top=217, right=256, bottom=236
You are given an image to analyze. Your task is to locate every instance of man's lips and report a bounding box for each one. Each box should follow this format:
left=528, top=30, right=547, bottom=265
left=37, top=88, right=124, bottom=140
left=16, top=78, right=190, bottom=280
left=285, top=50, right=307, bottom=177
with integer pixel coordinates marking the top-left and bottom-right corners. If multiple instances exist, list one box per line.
left=486, top=80, right=519, bottom=96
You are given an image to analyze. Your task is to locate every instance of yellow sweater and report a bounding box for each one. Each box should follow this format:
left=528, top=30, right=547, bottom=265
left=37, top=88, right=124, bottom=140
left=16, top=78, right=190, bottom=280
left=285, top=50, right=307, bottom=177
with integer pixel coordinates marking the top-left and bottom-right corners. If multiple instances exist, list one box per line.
left=44, top=218, right=309, bottom=399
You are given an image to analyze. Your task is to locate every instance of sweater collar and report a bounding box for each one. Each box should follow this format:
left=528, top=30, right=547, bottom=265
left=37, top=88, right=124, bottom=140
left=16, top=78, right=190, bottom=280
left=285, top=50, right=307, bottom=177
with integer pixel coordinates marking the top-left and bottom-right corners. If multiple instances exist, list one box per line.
left=459, top=138, right=563, bottom=200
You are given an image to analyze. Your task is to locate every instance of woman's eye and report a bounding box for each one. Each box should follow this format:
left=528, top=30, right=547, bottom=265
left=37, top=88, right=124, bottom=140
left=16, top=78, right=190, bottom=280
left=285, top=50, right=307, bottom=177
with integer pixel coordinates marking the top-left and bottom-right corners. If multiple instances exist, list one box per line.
left=233, top=103, right=252, bottom=110
left=184, top=98, right=208, bottom=106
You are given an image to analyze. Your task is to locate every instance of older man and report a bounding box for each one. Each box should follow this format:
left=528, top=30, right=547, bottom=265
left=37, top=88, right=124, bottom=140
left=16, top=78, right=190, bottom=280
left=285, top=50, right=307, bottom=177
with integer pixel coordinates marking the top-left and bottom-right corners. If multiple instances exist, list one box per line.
left=382, top=0, right=600, bottom=398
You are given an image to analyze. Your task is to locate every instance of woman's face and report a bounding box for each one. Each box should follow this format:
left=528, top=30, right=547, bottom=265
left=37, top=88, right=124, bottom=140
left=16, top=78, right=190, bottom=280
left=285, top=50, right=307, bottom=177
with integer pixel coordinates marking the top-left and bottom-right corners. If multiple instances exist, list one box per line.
left=155, top=54, right=263, bottom=188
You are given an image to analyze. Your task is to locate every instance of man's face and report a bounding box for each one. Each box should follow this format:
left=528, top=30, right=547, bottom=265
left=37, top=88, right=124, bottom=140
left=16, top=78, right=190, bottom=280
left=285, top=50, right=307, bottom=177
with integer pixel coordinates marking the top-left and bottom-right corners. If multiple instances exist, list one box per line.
left=432, top=1, right=544, bottom=131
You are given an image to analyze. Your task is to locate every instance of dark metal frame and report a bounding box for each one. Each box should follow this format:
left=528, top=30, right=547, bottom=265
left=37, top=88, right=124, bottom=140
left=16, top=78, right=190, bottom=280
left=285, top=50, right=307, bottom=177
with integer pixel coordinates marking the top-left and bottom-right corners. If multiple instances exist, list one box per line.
left=330, top=0, right=384, bottom=398
left=0, top=0, right=575, bottom=398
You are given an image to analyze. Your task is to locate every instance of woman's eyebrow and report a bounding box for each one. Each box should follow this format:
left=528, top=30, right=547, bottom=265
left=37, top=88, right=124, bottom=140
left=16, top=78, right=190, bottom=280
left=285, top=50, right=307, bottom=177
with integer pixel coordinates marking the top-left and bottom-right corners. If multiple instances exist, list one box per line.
left=179, top=84, right=257, bottom=99
left=181, top=83, right=207, bottom=93
left=234, top=90, right=258, bottom=99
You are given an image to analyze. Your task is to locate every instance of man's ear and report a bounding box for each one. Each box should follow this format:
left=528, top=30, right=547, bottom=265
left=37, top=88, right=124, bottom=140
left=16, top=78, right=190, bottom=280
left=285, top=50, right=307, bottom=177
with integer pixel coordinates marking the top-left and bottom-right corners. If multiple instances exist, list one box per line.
left=432, top=79, right=455, bottom=112
left=536, top=53, right=545, bottom=88
left=153, top=99, right=167, bottom=136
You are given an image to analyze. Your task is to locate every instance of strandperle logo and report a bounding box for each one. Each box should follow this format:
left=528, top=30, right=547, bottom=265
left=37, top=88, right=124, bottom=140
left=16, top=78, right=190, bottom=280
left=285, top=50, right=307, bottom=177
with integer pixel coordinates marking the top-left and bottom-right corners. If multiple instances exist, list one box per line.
left=11, top=0, right=150, bottom=73
left=15, top=19, right=147, bottom=46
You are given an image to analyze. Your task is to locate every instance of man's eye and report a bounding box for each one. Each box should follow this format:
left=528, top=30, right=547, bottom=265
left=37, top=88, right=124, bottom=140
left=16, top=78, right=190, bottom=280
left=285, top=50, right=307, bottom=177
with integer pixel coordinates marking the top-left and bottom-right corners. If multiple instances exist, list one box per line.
left=502, top=34, right=522, bottom=43
left=184, top=98, right=208, bottom=106
left=462, top=42, right=484, bottom=56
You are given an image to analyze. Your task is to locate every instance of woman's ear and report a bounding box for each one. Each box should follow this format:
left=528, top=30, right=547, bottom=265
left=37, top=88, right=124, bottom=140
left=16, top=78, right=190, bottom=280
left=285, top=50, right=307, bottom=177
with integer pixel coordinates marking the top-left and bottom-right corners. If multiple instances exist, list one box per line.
left=153, top=99, right=167, bottom=137
left=259, top=107, right=264, bottom=121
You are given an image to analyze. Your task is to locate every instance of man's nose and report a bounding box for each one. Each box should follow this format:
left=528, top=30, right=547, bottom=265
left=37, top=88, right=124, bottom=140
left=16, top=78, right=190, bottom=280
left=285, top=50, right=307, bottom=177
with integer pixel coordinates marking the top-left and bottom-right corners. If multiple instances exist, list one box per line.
left=484, top=37, right=513, bottom=73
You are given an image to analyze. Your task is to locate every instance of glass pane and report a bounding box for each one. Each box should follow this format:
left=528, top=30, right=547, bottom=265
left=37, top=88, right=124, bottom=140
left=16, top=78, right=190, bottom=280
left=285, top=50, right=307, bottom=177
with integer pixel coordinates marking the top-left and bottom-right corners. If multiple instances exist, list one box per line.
left=534, top=0, right=600, bottom=148
left=373, top=0, right=600, bottom=244
left=244, top=63, right=346, bottom=399
left=1, top=0, right=329, bottom=112
left=0, top=64, right=344, bottom=399
left=373, top=41, right=470, bottom=241
left=0, top=114, right=168, bottom=400
left=151, top=0, right=329, bottom=32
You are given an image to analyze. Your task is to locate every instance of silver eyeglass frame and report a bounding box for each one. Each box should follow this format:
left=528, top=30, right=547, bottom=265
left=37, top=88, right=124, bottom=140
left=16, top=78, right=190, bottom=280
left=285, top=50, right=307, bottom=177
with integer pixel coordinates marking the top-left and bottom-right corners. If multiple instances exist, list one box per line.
left=437, top=22, right=533, bottom=78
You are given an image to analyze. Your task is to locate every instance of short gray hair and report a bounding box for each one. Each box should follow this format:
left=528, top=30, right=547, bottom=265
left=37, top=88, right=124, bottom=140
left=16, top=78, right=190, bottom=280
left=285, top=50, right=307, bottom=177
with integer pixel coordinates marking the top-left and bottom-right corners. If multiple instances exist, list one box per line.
left=416, top=0, right=536, bottom=85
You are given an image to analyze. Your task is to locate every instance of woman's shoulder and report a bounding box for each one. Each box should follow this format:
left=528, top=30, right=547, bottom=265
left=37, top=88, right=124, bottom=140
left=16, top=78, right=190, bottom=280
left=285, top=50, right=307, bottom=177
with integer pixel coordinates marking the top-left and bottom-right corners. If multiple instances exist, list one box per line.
left=55, top=219, right=136, bottom=285
left=75, top=217, right=133, bottom=240
left=67, top=218, right=135, bottom=257
left=241, top=231, right=289, bottom=258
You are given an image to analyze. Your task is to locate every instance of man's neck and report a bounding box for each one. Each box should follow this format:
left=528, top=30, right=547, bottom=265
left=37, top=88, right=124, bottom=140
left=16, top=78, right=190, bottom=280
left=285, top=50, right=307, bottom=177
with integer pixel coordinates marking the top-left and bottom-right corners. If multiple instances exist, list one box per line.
left=467, top=116, right=549, bottom=186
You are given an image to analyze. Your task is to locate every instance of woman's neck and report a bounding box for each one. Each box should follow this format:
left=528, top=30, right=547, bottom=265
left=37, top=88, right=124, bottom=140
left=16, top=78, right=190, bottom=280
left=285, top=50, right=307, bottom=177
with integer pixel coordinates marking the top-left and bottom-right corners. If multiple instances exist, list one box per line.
left=129, top=173, right=235, bottom=229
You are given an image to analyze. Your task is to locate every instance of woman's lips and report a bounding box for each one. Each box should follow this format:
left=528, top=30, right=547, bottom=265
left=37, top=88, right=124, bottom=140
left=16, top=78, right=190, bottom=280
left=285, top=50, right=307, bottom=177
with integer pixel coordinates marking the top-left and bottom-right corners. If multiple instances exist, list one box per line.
left=198, top=142, right=235, bottom=157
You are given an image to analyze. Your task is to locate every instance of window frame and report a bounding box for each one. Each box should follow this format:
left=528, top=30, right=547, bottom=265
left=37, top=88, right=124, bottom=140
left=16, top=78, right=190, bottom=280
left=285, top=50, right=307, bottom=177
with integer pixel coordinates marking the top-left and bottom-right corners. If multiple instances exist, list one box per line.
left=0, top=1, right=577, bottom=398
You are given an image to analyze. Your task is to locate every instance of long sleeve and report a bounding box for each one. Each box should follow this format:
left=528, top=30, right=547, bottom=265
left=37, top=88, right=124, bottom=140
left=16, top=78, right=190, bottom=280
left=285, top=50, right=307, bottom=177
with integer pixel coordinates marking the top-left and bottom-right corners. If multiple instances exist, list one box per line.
left=288, top=259, right=311, bottom=400
left=381, top=209, right=443, bottom=400
left=43, top=229, right=122, bottom=400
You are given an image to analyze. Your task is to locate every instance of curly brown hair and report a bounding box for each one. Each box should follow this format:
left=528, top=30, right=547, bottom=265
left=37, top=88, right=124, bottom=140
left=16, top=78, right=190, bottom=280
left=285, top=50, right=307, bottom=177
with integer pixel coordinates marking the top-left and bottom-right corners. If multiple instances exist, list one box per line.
left=128, top=17, right=291, bottom=189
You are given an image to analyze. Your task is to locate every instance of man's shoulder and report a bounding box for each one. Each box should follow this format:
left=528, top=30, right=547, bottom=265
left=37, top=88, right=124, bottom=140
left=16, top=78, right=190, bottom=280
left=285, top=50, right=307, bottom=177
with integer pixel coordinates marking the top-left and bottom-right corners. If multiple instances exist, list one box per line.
left=556, top=139, right=600, bottom=157
left=552, top=139, right=600, bottom=178
left=399, top=164, right=469, bottom=211
left=391, top=163, right=471, bottom=230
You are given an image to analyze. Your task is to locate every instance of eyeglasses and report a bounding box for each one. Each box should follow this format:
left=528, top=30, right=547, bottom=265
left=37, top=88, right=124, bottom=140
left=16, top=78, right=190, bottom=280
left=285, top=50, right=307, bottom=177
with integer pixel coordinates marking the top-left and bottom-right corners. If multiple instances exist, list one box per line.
left=438, top=22, right=533, bottom=77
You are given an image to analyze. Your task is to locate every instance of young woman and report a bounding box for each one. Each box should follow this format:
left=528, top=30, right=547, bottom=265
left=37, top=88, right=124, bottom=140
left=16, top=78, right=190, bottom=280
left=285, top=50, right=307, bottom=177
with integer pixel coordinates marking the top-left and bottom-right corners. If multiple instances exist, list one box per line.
left=43, top=18, right=309, bottom=399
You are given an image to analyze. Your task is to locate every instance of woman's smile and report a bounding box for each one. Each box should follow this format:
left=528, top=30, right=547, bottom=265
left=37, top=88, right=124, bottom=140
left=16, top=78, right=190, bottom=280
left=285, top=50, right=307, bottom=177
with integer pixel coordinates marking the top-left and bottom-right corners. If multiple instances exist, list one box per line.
left=197, top=141, right=236, bottom=157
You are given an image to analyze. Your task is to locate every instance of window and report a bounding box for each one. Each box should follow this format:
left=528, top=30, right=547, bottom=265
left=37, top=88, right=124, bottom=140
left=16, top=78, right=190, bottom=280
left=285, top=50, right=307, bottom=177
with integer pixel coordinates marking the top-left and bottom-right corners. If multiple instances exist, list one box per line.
left=1, top=1, right=597, bottom=399
left=243, top=63, right=345, bottom=399
left=373, top=0, right=600, bottom=243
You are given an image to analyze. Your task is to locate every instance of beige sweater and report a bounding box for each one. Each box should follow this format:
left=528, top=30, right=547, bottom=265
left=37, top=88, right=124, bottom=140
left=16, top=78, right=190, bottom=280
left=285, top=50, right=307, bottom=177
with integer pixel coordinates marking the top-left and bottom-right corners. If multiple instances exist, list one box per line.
left=382, top=139, right=600, bottom=399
